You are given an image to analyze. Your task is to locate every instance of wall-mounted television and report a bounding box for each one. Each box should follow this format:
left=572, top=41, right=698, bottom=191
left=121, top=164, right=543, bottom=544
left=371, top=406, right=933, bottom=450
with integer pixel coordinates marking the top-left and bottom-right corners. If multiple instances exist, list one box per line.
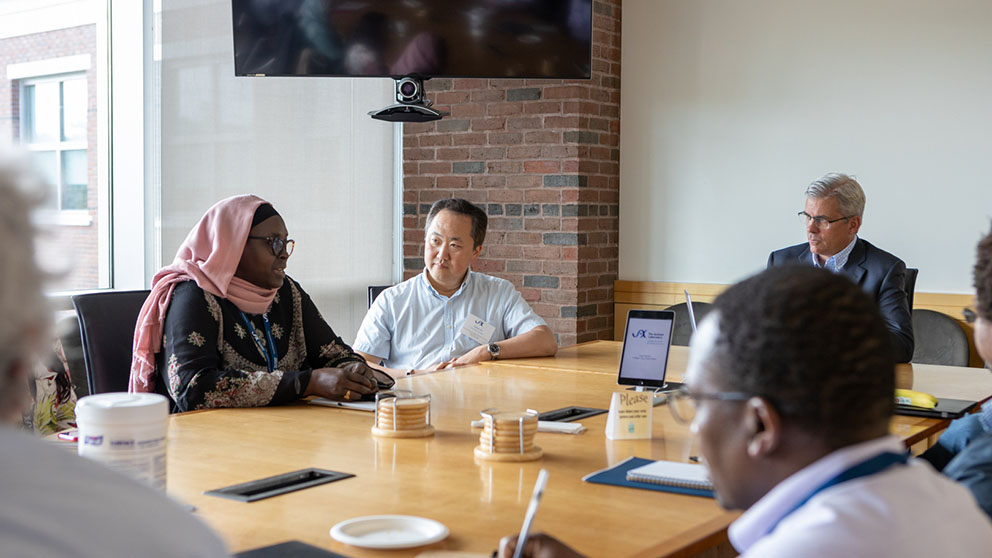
left=232, top=0, right=592, bottom=79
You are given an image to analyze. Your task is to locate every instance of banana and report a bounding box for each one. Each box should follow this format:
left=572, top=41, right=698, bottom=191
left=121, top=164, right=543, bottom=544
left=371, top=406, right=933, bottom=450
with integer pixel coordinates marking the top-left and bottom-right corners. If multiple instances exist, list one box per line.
left=895, top=388, right=938, bottom=409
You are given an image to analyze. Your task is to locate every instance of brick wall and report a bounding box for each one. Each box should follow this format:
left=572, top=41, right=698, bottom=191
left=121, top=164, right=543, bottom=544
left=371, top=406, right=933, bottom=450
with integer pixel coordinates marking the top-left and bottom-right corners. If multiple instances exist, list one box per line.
left=0, top=25, right=100, bottom=291
left=402, top=1, right=621, bottom=346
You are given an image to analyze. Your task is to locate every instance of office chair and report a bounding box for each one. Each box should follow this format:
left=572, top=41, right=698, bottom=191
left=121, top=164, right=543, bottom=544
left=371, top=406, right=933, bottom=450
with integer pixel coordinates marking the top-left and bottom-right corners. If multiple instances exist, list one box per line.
left=910, top=309, right=970, bottom=367
left=72, top=290, right=151, bottom=394
left=664, top=301, right=712, bottom=346
left=904, top=268, right=919, bottom=313
left=368, top=285, right=391, bottom=308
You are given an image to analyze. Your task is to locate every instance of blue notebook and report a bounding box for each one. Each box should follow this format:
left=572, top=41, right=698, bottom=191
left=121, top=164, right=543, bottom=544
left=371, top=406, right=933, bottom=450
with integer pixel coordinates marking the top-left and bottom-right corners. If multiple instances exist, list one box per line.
left=583, top=456, right=715, bottom=498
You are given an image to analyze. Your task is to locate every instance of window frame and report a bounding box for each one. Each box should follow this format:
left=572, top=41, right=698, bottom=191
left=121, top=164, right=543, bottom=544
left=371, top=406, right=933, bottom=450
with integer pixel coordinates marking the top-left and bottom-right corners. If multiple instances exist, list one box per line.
left=18, top=71, right=91, bottom=222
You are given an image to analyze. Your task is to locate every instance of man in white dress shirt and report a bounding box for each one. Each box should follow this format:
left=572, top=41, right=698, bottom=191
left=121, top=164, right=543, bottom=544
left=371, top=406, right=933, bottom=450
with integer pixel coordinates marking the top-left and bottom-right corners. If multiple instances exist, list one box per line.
left=499, top=266, right=992, bottom=558
left=0, top=151, right=227, bottom=557
left=354, top=198, right=557, bottom=375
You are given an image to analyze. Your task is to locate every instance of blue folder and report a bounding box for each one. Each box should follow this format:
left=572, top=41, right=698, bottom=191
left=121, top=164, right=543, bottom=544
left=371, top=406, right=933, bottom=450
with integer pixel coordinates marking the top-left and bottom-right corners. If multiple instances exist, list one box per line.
left=583, top=456, right=715, bottom=498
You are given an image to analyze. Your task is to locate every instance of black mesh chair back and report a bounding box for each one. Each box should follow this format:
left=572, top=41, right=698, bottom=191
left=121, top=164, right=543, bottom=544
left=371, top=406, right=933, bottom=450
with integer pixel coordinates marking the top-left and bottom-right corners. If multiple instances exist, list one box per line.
left=368, top=285, right=391, bottom=308
left=72, top=290, right=151, bottom=394
left=664, top=301, right=713, bottom=346
left=904, top=268, right=919, bottom=313
left=911, top=309, right=970, bottom=366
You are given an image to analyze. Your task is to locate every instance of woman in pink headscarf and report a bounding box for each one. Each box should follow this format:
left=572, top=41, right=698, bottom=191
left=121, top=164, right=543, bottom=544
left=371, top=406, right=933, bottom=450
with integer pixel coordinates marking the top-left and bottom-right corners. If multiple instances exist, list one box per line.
left=129, top=195, right=384, bottom=411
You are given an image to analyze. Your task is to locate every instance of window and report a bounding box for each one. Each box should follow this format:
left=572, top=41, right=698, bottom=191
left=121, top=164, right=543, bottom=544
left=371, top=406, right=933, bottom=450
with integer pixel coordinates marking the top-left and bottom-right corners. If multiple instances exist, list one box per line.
left=21, top=74, right=89, bottom=213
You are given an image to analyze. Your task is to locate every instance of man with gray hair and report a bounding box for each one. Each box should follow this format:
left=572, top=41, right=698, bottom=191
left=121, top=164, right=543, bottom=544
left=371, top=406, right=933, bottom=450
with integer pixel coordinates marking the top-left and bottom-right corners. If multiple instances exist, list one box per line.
left=0, top=149, right=227, bottom=557
left=768, top=173, right=914, bottom=362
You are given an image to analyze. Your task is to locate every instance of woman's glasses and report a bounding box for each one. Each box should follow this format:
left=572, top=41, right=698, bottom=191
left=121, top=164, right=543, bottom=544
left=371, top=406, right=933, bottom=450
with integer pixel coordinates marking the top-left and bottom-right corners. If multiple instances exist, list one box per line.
left=248, top=235, right=295, bottom=257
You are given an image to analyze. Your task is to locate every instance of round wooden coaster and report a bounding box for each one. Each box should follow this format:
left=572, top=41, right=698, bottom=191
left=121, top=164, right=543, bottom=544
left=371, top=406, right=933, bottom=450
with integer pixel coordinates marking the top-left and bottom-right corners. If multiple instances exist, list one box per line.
left=474, top=445, right=543, bottom=462
left=376, top=419, right=430, bottom=430
left=372, top=424, right=435, bottom=438
left=376, top=398, right=430, bottom=410
left=376, top=409, right=429, bottom=421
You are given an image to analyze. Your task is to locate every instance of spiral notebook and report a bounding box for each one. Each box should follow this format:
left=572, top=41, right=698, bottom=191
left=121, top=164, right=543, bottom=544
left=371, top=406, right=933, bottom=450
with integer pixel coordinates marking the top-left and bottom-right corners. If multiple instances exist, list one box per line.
left=583, top=456, right=714, bottom=498
left=625, top=459, right=713, bottom=490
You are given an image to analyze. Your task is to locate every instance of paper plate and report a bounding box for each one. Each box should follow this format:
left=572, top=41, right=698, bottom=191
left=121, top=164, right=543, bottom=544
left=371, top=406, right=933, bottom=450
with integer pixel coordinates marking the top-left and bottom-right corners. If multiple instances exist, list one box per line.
left=330, top=515, right=449, bottom=549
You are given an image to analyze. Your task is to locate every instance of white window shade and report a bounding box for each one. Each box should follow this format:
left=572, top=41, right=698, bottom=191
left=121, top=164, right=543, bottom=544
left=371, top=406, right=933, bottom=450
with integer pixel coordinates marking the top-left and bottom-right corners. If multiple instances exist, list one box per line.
left=158, top=0, right=395, bottom=343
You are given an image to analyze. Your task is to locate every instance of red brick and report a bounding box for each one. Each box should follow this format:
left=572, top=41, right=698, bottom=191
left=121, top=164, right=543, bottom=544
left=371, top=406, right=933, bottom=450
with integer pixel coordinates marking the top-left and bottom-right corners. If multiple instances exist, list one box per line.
left=524, top=101, right=563, bottom=114
left=506, top=116, right=542, bottom=130
left=471, top=117, right=506, bottom=131
left=507, top=145, right=543, bottom=159
left=524, top=190, right=561, bottom=203
left=470, top=147, right=507, bottom=159
left=419, top=162, right=452, bottom=174
left=486, top=160, right=523, bottom=174
left=524, top=160, right=560, bottom=174
left=544, top=86, right=590, bottom=99
left=434, top=91, right=471, bottom=105
left=453, top=78, right=488, bottom=89
left=472, top=90, right=505, bottom=102
left=437, top=176, right=469, bottom=189
left=489, top=132, right=523, bottom=145
left=507, top=175, right=543, bottom=188
left=524, top=218, right=561, bottom=231
left=419, top=134, right=452, bottom=147
left=405, top=148, right=435, bottom=161
left=451, top=103, right=486, bottom=118
left=404, top=176, right=433, bottom=189
left=487, top=189, right=523, bottom=203
left=452, top=133, right=487, bottom=146
left=524, top=130, right=560, bottom=144
left=488, top=102, right=524, bottom=116
left=436, top=147, right=470, bottom=161
left=471, top=175, right=507, bottom=188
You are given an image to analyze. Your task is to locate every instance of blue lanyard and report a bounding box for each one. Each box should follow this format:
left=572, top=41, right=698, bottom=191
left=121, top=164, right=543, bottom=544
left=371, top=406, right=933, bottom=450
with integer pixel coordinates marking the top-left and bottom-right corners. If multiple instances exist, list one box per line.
left=238, top=311, right=278, bottom=372
left=766, top=451, right=909, bottom=536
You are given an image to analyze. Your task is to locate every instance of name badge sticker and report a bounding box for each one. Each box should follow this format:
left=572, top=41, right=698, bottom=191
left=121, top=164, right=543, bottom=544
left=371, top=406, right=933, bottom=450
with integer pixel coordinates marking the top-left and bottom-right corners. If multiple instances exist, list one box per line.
left=459, top=313, right=497, bottom=346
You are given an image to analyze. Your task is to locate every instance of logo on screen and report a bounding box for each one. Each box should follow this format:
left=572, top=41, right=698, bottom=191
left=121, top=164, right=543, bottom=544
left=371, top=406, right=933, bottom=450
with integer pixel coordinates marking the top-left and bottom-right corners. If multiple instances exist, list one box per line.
left=632, top=329, right=648, bottom=338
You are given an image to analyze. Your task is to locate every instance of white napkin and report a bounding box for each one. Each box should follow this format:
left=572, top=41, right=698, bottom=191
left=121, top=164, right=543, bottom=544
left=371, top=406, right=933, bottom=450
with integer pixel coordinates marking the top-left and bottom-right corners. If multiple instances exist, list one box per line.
left=469, top=419, right=586, bottom=434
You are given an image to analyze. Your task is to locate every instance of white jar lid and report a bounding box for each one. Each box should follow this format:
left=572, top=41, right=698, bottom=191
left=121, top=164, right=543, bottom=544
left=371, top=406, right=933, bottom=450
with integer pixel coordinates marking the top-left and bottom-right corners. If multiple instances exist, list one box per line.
left=75, top=392, right=169, bottom=424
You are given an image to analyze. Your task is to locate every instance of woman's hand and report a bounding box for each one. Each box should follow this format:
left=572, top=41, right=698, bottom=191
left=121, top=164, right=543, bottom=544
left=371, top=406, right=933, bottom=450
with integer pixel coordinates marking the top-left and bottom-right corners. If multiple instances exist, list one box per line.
left=305, top=362, right=378, bottom=400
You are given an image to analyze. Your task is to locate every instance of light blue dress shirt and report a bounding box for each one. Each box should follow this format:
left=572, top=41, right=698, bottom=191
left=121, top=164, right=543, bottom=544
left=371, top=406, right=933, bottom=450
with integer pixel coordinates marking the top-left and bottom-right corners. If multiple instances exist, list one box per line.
left=811, top=236, right=858, bottom=272
left=353, top=269, right=548, bottom=370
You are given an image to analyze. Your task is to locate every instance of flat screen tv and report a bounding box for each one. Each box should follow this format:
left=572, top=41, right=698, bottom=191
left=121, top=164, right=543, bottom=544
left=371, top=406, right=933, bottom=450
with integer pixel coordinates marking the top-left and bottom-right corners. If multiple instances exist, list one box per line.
left=232, top=0, right=592, bottom=79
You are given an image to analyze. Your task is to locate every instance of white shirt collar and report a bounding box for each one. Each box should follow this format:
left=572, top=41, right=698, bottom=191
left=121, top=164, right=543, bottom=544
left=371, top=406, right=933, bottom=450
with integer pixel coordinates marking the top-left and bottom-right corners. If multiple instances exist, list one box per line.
left=419, top=268, right=473, bottom=300
left=812, top=235, right=858, bottom=272
left=729, top=435, right=905, bottom=553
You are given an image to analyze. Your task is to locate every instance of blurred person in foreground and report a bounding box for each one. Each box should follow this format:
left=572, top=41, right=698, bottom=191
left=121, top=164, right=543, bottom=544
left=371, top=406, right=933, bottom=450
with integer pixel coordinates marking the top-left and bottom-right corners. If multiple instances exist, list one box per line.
left=919, top=225, right=992, bottom=519
left=0, top=149, right=227, bottom=556
left=500, top=266, right=992, bottom=557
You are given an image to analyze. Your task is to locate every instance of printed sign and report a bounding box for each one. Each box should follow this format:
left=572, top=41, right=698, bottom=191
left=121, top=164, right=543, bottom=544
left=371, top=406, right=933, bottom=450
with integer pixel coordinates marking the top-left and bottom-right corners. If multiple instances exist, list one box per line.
left=605, top=391, right=653, bottom=440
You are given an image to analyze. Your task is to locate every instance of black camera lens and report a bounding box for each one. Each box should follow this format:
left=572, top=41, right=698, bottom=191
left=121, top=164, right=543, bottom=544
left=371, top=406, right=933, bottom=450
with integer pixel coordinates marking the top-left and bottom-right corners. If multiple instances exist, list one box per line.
left=399, top=81, right=417, bottom=97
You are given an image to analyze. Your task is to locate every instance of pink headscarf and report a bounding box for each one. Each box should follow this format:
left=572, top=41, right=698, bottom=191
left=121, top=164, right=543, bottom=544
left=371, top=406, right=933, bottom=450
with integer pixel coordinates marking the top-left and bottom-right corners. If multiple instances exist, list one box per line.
left=129, top=194, right=279, bottom=392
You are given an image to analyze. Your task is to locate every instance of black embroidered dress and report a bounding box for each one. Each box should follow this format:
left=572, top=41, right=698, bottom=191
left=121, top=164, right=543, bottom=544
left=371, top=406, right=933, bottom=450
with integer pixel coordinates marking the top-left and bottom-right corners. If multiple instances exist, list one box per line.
left=156, top=277, right=363, bottom=411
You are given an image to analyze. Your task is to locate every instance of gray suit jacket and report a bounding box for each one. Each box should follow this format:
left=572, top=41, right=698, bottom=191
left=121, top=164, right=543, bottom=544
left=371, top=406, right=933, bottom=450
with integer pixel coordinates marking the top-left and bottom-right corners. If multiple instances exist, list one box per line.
left=767, top=238, right=914, bottom=362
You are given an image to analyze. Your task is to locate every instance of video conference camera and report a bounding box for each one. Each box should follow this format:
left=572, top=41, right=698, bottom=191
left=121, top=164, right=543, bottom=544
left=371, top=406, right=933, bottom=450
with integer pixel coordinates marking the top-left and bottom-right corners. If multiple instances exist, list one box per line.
left=369, top=76, right=448, bottom=123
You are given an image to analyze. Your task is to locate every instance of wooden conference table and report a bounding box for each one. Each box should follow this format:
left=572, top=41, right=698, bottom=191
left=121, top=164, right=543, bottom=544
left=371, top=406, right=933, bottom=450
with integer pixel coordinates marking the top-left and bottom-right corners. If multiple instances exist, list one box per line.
left=495, top=341, right=992, bottom=448
left=168, top=343, right=992, bottom=558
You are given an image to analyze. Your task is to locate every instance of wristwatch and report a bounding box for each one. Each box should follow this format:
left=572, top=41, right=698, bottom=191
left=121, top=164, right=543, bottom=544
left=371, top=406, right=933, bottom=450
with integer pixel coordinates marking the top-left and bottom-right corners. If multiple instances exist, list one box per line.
left=487, top=342, right=501, bottom=360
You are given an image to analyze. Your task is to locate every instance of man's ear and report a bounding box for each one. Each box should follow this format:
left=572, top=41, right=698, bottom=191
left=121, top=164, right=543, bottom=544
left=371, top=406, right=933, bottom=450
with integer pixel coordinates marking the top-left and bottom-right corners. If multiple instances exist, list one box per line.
left=848, top=215, right=862, bottom=236
left=744, top=397, right=782, bottom=459
left=471, top=243, right=483, bottom=260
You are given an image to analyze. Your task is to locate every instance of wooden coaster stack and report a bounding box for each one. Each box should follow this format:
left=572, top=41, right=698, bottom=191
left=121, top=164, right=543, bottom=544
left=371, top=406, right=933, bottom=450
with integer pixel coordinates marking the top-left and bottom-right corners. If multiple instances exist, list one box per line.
left=474, top=411, right=543, bottom=462
left=371, top=396, right=434, bottom=438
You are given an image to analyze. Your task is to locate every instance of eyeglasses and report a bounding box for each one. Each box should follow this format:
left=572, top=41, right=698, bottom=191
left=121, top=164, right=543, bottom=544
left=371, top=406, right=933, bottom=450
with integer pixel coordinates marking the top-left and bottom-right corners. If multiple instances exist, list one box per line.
left=247, top=235, right=295, bottom=257
left=963, top=307, right=977, bottom=324
left=798, top=211, right=854, bottom=229
left=665, top=385, right=753, bottom=424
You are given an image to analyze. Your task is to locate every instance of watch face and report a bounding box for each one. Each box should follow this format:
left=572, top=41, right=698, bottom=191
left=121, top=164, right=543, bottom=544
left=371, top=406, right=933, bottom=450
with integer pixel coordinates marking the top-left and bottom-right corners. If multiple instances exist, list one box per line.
left=488, top=343, right=500, bottom=355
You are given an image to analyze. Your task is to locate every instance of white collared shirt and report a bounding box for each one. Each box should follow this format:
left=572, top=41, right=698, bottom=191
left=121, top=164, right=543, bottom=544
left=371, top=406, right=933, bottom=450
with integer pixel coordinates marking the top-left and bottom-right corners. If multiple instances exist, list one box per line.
left=730, top=435, right=992, bottom=557
left=353, top=269, right=548, bottom=369
left=811, top=235, right=858, bottom=272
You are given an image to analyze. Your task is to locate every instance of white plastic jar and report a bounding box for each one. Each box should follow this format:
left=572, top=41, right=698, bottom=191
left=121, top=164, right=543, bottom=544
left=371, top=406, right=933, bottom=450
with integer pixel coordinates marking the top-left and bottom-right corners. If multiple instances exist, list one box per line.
left=75, top=392, right=169, bottom=491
